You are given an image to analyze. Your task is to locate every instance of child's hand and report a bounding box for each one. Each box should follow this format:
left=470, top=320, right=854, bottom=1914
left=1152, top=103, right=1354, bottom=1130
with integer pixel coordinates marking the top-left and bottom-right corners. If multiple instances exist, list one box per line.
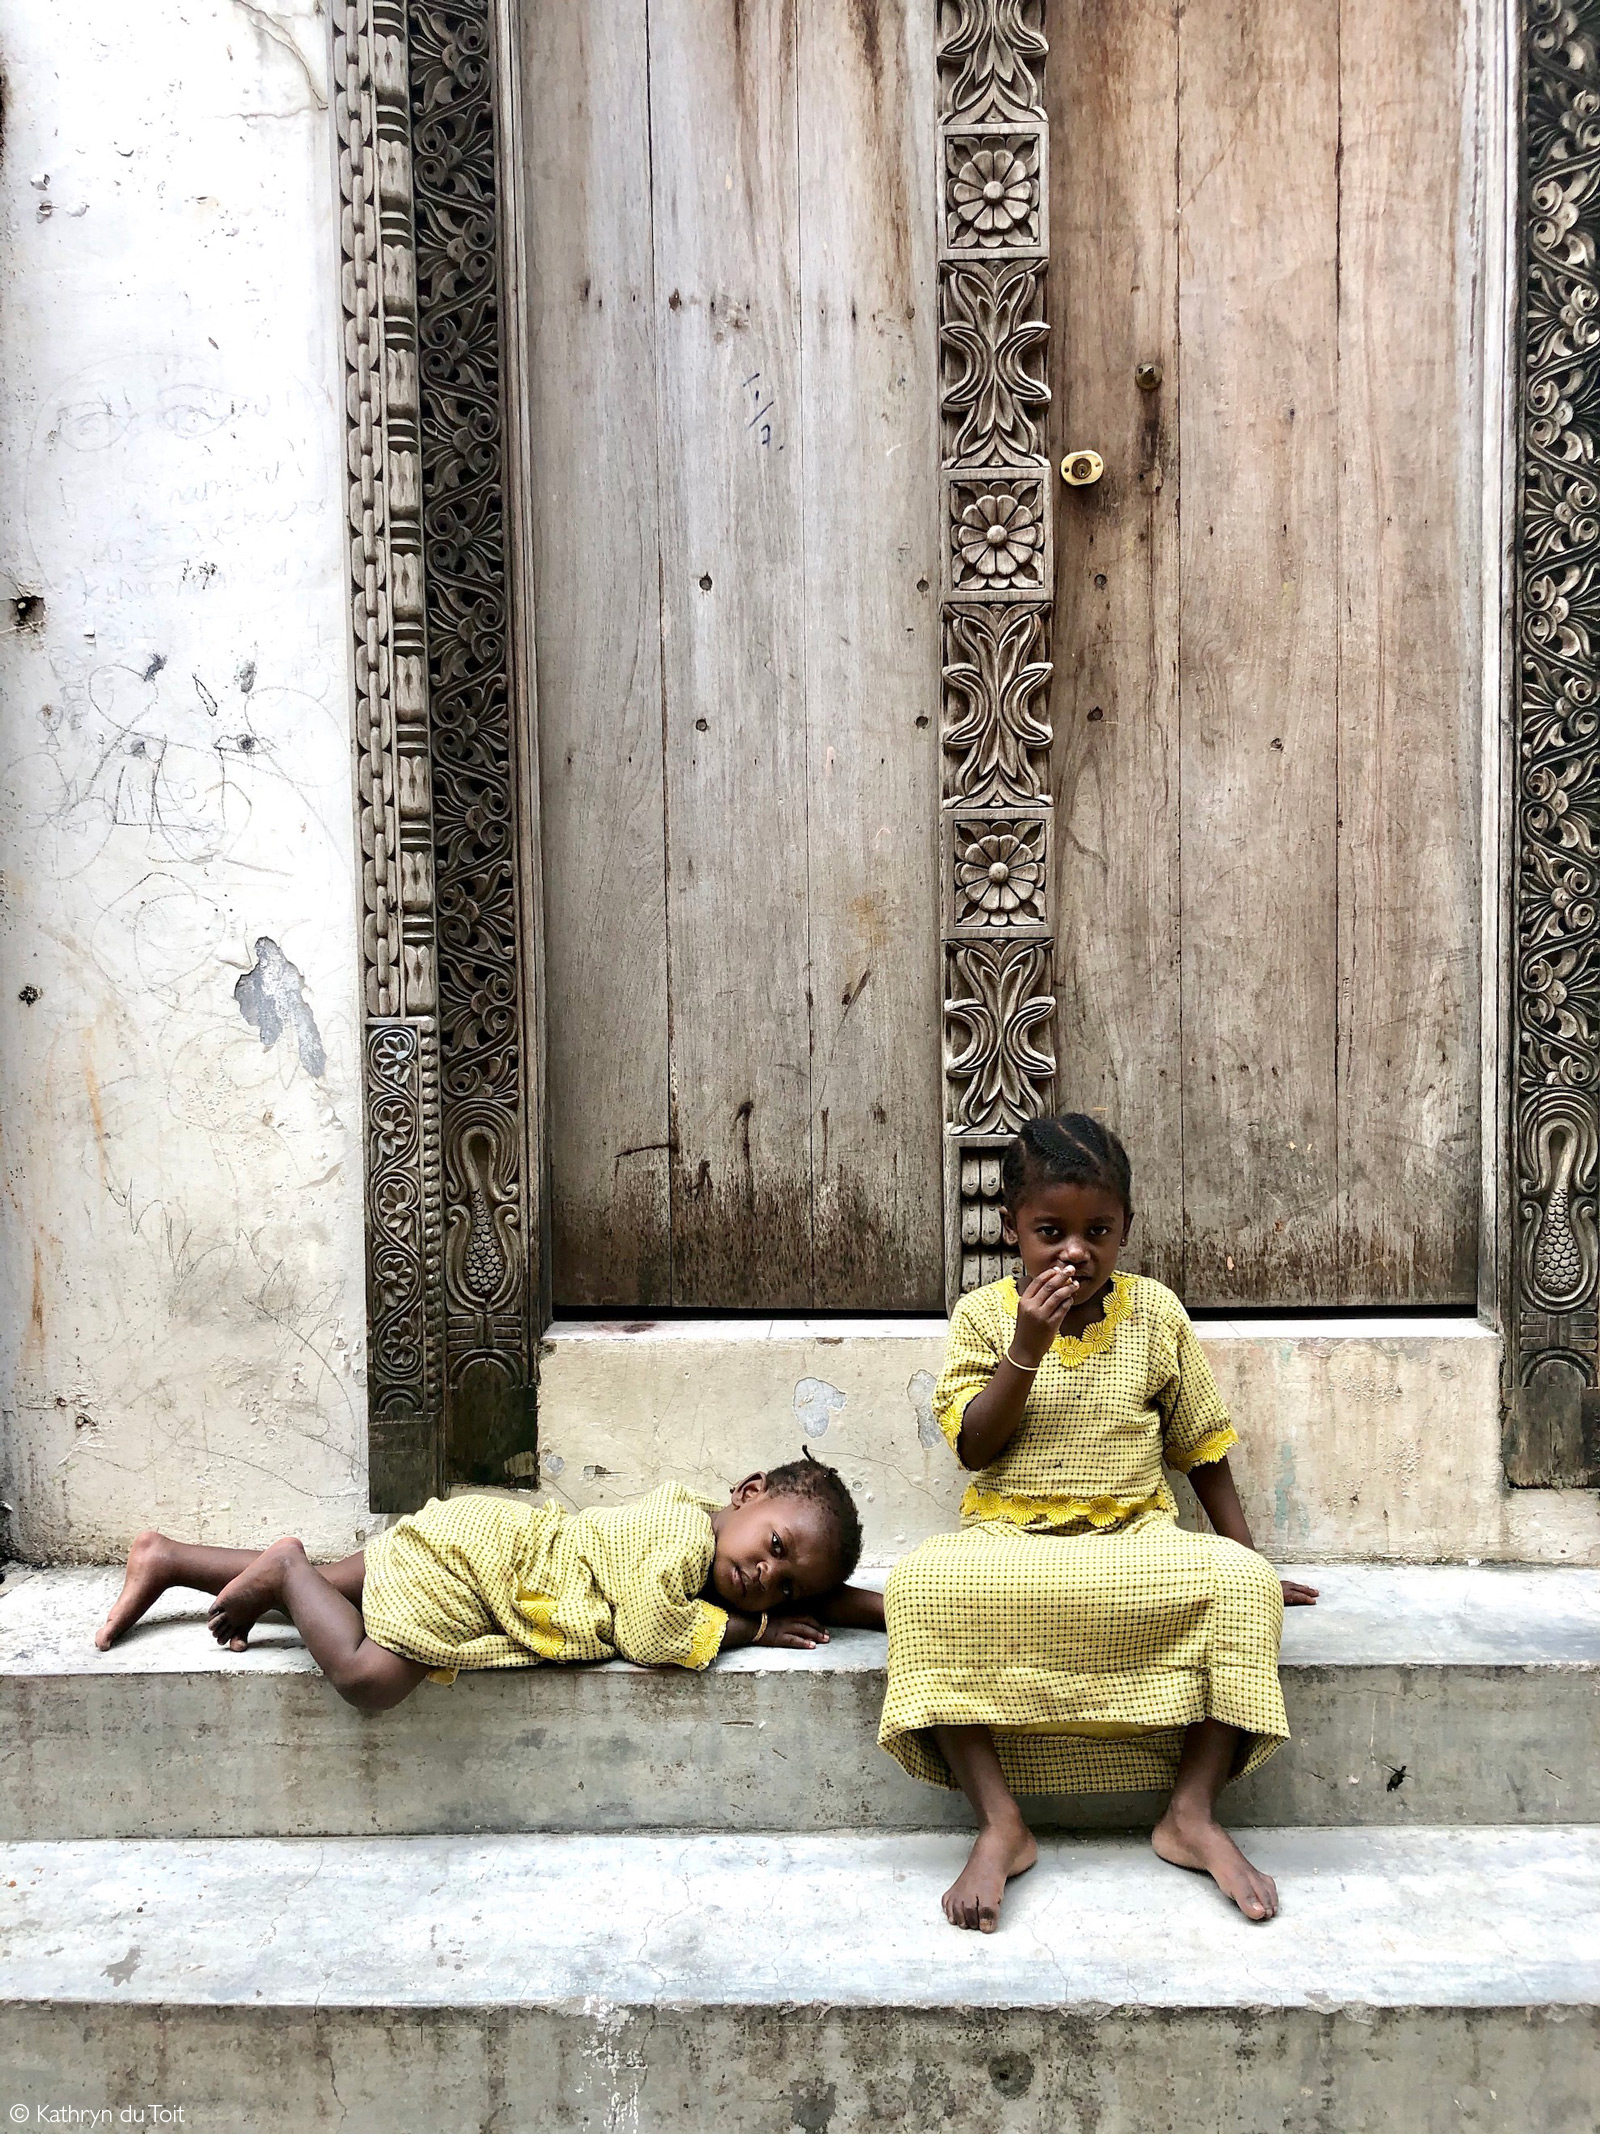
left=1281, top=1579, right=1319, bottom=1607
left=756, top=1612, right=829, bottom=1649
left=1011, top=1264, right=1079, bottom=1365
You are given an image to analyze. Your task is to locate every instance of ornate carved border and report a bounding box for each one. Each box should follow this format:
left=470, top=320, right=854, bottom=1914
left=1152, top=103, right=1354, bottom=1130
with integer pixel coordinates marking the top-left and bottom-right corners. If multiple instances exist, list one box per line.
left=334, top=0, right=538, bottom=1508
left=936, top=0, right=1056, bottom=1301
left=1508, top=0, right=1600, bottom=1483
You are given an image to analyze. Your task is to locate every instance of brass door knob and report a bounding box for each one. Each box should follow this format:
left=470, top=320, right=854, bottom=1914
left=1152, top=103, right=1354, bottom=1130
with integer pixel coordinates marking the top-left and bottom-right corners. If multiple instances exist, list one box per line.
left=1060, top=449, right=1104, bottom=487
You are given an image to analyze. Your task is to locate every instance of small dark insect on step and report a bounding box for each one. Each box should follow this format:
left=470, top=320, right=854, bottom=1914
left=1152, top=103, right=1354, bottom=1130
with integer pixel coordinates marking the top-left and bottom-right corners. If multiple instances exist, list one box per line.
left=1385, top=1764, right=1408, bottom=1792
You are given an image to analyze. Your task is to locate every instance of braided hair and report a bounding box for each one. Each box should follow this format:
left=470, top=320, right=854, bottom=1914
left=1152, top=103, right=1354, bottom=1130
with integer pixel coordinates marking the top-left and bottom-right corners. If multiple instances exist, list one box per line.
left=1000, top=1111, right=1134, bottom=1220
left=764, top=1450, right=864, bottom=1586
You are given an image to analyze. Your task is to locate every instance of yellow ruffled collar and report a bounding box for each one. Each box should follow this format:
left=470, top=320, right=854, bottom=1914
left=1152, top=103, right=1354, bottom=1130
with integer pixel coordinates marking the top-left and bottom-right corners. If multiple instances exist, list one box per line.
left=1001, top=1269, right=1134, bottom=1368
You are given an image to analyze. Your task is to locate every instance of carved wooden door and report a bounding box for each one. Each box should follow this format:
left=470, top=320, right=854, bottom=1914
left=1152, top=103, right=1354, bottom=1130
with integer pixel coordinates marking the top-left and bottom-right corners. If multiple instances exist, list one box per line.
left=520, top=0, right=1482, bottom=1314
left=521, top=0, right=946, bottom=1308
left=1043, top=0, right=1483, bottom=1307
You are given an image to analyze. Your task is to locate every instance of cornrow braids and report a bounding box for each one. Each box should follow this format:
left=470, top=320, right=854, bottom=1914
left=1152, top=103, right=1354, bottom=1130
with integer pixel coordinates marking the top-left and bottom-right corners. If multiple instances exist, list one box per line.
left=764, top=1449, right=864, bottom=1587
left=1000, top=1110, right=1134, bottom=1219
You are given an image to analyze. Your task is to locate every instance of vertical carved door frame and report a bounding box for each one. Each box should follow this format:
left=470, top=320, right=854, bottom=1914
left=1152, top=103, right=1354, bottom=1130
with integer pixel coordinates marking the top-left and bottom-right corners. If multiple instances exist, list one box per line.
left=333, top=0, right=545, bottom=1510
left=1507, top=0, right=1600, bottom=1484
left=936, top=0, right=1058, bottom=1297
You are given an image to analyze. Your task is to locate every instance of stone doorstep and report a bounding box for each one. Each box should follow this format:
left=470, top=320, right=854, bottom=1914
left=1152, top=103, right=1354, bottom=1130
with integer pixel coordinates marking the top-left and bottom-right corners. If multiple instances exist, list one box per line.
left=4, top=1827, right=1598, bottom=2011
left=6, top=1831, right=1599, bottom=2133
left=2, top=1565, right=1598, bottom=1840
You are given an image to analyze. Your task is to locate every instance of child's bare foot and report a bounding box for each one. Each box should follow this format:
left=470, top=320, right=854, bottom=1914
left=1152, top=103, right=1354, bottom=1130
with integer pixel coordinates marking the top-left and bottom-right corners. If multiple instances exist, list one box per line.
left=942, top=1816, right=1038, bottom=1933
left=208, top=1538, right=302, bottom=1652
left=96, top=1531, right=178, bottom=1650
left=1152, top=1804, right=1278, bottom=1921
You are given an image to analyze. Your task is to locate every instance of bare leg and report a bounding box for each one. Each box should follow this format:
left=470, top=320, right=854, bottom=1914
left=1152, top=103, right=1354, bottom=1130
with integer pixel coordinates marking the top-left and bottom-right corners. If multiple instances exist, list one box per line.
left=1151, top=1718, right=1279, bottom=1921
left=207, top=1550, right=365, bottom=1649
left=96, top=1533, right=367, bottom=1652
left=208, top=1539, right=427, bottom=1712
left=932, top=1724, right=1039, bottom=1933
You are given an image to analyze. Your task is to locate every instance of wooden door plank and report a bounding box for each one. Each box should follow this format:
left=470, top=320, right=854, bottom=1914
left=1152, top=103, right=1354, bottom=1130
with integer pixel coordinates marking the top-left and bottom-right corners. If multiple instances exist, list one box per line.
left=1337, top=0, right=1480, bottom=1303
left=649, top=0, right=815, bottom=1303
left=1048, top=0, right=1183, bottom=1289
left=797, top=0, right=943, bottom=1308
left=521, top=0, right=672, bottom=1305
left=1177, top=0, right=1341, bottom=1304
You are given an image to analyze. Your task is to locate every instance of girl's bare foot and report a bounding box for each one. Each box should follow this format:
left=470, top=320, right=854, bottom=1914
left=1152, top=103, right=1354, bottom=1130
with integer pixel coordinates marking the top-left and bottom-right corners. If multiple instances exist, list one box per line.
left=942, top=1817, right=1038, bottom=1933
left=1152, top=1804, right=1278, bottom=1921
left=208, top=1538, right=302, bottom=1652
left=96, top=1531, right=176, bottom=1650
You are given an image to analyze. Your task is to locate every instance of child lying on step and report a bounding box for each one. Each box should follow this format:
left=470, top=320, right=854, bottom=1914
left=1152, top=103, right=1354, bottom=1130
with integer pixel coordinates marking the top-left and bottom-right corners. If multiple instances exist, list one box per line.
left=95, top=1456, right=887, bottom=1709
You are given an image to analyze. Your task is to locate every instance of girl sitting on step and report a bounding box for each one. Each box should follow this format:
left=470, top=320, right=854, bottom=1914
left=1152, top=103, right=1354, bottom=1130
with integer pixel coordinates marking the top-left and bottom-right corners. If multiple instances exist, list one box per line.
left=95, top=1456, right=886, bottom=1706
left=880, top=1113, right=1318, bottom=1933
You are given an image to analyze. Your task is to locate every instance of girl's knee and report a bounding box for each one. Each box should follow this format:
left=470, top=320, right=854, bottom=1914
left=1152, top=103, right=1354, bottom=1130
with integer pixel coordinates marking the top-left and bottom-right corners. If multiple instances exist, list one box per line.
left=334, top=1646, right=419, bottom=1714
left=1215, top=1539, right=1284, bottom=1613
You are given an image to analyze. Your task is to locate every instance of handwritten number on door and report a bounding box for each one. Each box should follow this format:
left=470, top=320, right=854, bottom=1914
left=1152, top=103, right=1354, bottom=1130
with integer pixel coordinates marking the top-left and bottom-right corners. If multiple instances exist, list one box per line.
left=742, top=370, right=778, bottom=449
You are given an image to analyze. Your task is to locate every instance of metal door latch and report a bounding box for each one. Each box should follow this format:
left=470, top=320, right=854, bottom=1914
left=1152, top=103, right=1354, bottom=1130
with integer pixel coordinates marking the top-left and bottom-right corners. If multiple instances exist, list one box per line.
left=1060, top=449, right=1104, bottom=487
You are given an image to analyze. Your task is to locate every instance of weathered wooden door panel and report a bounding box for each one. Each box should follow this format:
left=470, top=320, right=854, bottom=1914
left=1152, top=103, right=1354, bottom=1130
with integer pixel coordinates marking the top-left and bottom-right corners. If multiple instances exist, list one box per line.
left=523, top=0, right=673, bottom=1308
left=523, top=0, right=943, bottom=1310
left=1049, top=0, right=1480, bottom=1308
left=650, top=0, right=815, bottom=1306
left=797, top=0, right=945, bottom=1306
left=1048, top=0, right=1183, bottom=1293
left=1335, top=0, right=1481, bottom=1305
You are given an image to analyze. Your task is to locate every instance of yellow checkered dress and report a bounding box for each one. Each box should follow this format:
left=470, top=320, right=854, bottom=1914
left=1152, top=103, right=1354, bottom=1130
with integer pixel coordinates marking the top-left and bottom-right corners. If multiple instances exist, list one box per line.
left=362, top=1481, right=728, bottom=1680
left=880, top=1273, right=1288, bottom=1794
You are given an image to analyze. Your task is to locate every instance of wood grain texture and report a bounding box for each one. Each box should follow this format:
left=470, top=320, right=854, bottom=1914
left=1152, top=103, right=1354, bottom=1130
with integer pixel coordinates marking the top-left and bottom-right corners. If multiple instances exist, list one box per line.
left=650, top=0, right=814, bottom=1304
left=1336, top=0, right=1480, bottom=1303
left=1177, top=0, right=1341, bottom=1304
left=522, top=0, right=672, bottom=1306
left=799, top=0, right=943, bottom=1308
left=1047, top=0, right=1183, bottom=1290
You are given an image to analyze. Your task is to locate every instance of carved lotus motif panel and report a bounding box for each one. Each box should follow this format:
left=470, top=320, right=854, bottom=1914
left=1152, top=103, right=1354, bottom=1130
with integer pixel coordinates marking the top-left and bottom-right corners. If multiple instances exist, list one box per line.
left=941, top=604, right=1052, bottom=806
left=946, top=940, right=1057, bottom=1135
left=940, top=261, right=1049, bottom=466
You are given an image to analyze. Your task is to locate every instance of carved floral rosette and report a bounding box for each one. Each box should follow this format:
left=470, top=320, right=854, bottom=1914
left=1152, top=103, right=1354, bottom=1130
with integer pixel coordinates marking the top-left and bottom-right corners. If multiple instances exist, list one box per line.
left=1511, top=0, right=1600, bottom=1482
left=936, top=0, right=1055, bottom=1299
left=335, top=0, right=535, bottom=1506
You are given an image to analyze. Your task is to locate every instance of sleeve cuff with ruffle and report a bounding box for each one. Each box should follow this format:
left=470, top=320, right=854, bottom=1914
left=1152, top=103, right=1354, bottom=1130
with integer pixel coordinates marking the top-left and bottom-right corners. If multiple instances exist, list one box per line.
left=683, top=1599, right=728, bottom=1670
left=1165, top=1424, right=1239, bottom=1475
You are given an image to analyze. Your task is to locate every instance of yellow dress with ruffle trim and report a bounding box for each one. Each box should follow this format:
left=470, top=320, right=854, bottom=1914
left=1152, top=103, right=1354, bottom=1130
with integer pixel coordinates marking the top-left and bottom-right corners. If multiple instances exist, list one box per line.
left=361, top=1481, right=728, bottom=1680
left=879, top=1272, right=1288, bottom=1796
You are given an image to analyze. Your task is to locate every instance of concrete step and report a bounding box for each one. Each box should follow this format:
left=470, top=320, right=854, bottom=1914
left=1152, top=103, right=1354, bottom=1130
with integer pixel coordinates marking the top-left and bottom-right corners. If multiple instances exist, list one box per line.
left=2, top=1827, right=1597, bottom=2131
left=3, top=1563, right=1597, bottom=1839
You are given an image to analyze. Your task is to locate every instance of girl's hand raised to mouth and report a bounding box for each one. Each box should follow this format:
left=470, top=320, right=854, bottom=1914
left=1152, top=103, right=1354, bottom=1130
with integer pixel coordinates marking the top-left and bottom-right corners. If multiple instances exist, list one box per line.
left=1012, top=1265, right=1080, bottom=1365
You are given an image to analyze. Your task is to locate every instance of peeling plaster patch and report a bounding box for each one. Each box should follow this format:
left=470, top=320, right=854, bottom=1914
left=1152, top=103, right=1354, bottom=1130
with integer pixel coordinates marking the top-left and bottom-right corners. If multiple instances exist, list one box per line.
left=793, top=1377, right=846, bottom=1438
left=542, top=1451, right=566, bottom=1478
left=234, top=936, right=325, bottom=1076
left=907, top=1368, right=940, bottom=1447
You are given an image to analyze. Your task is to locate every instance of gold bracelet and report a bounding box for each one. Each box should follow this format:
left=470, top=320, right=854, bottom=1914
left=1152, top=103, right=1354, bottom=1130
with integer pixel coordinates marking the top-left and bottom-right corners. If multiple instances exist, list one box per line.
left=755, top=1612, right=769, bottom=1645
left=1004, top=1346, right=1040, bottom=1374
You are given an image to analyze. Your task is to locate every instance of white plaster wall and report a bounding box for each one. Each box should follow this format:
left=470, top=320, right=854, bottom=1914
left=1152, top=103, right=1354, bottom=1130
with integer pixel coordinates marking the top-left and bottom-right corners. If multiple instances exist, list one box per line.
left=0, top=1, right=371, bottom=1558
